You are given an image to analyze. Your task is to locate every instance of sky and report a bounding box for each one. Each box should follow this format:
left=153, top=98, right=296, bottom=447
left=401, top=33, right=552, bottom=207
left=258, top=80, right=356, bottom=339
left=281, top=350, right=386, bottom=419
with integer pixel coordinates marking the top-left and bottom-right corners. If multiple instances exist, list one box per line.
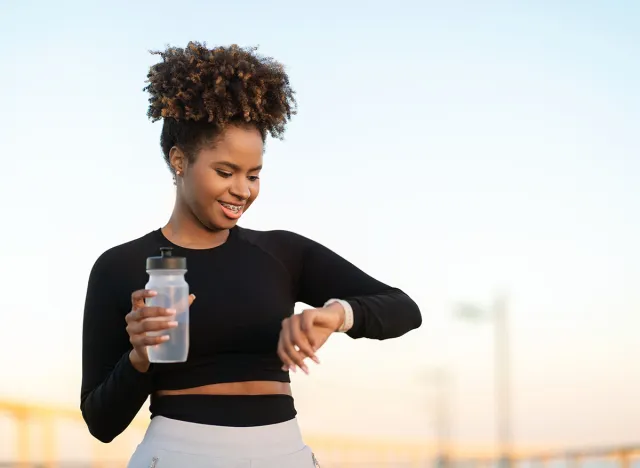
left=1, top=0, right=639, bottom=452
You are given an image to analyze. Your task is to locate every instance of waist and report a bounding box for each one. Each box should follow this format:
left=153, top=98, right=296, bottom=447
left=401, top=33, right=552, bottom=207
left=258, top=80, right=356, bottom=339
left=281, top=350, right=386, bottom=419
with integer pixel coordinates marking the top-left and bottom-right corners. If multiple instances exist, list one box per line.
left=156, top=380, right=291, bottom=397
left=149, top=394, right=297, bottom=427
left=139, top=415, right=305, bottom=458
left=150, top=353, right=290, bottom=390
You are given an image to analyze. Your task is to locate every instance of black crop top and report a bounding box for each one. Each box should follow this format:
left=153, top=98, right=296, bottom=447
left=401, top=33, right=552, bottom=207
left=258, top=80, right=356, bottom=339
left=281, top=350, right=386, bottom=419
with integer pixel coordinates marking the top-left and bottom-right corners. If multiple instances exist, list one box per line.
left=80, top=226, right=422, bottom=442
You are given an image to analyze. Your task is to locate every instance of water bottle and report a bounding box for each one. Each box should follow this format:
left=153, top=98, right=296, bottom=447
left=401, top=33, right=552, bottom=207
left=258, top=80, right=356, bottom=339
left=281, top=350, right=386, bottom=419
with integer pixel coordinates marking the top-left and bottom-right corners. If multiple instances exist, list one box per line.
left=144, top=247, right=189, bottom=363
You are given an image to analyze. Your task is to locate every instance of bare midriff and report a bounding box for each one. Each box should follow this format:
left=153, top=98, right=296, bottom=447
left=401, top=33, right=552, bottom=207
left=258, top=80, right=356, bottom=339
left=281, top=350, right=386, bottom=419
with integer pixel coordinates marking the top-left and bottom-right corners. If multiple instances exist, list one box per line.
left=155, top=381, right=292, bottom=397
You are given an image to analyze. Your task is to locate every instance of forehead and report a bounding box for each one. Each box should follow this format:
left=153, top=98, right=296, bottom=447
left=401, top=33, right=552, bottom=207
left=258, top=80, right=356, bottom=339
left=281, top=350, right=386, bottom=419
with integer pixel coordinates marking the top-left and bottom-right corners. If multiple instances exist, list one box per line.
left=199, top=125, right=263, bottom=168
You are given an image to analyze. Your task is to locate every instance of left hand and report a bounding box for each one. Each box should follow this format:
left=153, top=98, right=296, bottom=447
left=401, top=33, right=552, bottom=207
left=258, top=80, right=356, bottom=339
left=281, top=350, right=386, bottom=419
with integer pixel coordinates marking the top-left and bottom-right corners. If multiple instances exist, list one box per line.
left=278, top=303, right=345, bottom=374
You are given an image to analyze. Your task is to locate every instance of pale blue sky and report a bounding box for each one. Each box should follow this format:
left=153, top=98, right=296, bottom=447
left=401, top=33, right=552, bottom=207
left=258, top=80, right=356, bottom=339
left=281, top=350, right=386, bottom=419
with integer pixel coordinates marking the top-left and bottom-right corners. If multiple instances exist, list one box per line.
left=1, top=0, right=639, bottom=448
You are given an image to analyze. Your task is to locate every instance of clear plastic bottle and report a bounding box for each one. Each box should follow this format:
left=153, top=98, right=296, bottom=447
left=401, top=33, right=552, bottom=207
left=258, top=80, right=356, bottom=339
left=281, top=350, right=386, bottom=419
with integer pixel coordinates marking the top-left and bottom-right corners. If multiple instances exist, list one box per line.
left=144, top=247, right=189, bottom=363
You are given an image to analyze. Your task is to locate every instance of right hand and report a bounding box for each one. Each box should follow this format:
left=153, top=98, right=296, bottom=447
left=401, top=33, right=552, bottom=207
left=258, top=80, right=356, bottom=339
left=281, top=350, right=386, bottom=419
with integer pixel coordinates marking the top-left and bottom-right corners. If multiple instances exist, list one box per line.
left=125, top=289, right=196, bottom=372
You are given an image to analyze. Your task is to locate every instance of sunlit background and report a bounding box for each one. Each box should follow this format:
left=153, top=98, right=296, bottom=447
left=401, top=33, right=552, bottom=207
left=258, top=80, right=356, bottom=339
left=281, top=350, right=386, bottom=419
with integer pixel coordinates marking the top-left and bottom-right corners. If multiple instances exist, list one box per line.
left=1, top=0, right=639, bottom=466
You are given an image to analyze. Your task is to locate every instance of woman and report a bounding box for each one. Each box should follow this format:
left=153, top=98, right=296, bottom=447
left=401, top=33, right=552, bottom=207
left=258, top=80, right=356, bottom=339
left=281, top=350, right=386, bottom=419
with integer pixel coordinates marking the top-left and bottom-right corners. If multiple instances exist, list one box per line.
left=80, top=41, right=422, bottom=468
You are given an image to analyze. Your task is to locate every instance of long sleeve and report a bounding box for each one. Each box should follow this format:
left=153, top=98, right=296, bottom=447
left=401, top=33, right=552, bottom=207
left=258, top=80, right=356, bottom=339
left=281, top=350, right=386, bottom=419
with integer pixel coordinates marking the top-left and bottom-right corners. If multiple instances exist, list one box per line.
left=294, top=235, right=422, bottom=340
left=80, top=251, right=154, bottom=443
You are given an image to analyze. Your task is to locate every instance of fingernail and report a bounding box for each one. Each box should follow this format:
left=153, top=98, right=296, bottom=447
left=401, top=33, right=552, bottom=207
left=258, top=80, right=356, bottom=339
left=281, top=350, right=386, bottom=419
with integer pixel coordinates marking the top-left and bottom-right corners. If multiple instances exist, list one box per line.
left=282, top=366, right=288, bottom=371
left=168, top=321, right=178, bottom=327
left=301, top=365, right=309, bottom=374
left=149, top=290, right=157, bottom=296
left=165, top=308, right=176, bottom=315
left=161, top=335, right=170, bottom=341
left=312, top=356, right=320, bottom=364
left=290, top=366, right=297, bottom=373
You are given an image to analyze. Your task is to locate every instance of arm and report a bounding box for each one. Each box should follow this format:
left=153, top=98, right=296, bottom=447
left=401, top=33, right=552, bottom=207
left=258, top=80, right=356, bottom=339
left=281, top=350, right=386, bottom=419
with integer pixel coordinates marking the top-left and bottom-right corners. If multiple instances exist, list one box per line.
left=80, top=253, right=153, bottom=443
left=294, top=235, right=422, bottom=340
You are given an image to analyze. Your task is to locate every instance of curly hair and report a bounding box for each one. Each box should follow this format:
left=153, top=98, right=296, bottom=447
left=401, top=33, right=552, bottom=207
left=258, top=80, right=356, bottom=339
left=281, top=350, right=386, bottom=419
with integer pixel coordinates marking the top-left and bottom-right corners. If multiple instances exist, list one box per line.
left=143, top=41, right=297, bottom=175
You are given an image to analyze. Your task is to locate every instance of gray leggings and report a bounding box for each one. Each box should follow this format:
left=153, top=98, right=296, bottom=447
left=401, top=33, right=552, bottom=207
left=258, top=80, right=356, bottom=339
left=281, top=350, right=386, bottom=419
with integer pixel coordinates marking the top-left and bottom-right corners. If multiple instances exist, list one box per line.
left=126, top=416, right=320, bottom=468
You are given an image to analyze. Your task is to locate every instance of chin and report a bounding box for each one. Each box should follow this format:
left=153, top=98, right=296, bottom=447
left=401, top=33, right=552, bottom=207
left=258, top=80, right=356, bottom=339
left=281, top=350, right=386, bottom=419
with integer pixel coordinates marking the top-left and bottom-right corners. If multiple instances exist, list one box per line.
left=194, top=214, right=232, bottom=232
left=219, top=219, right=240, bottom=230
left=207, top=216, right=240, bottom=231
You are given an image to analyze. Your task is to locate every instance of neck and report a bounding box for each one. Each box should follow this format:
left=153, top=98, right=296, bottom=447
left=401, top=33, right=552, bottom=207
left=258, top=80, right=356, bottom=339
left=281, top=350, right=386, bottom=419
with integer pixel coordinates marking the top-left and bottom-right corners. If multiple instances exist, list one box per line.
left=162, top=196, right=230, bottom=249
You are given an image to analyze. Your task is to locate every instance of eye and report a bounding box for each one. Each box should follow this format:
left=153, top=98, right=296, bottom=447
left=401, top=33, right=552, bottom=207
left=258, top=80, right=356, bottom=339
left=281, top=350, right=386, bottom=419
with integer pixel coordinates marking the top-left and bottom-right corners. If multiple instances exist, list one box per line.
left=248, top=175, right=260, bottom=182
left=216, top=170, right=232, bottom=178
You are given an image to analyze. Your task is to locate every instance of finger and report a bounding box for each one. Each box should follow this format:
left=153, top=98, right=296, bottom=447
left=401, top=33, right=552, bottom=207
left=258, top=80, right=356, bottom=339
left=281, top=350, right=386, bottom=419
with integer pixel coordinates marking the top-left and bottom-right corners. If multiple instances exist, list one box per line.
left=278, top=340, right=294, bottom=372
left=290, top=316, right=318, bottom=365
left=277, top=326, right=295, bottom=371
left=141, top=319, right=178, bottom=333
left=300, top=311, right=321, bottom=361
left=126, top=317, right=176, bottom=338
left=284, top=317, right=309, bottom=374
left=126, top=320, right=144, bottom=336
left=188, top=294, right=196, bottom=306
left=131, top=333, right=170, bottom=348
left=131, top=289, right=157, bottom=310
left=280, top=319, right=303, bottom=372
left=300, top=310, right=315, bottom=333
left=128, top=306, right=175, bottom=323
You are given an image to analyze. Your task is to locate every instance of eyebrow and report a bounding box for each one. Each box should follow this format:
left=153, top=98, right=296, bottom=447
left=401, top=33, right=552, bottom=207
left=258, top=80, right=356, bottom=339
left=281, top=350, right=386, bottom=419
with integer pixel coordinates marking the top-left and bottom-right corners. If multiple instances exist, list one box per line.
left=217, top=161, right=263, bottom=172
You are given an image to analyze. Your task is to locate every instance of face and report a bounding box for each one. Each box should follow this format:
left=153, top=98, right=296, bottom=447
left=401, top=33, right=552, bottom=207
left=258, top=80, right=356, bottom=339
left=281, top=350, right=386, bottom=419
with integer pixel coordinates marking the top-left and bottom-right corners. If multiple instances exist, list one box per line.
left=172, top=125, right=263, bottom=231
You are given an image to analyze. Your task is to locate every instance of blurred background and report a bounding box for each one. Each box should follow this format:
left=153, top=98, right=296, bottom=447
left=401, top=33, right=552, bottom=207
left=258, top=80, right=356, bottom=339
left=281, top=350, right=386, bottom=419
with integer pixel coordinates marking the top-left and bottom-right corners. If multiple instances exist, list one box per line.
left=1, top=0, right=638, bottom=466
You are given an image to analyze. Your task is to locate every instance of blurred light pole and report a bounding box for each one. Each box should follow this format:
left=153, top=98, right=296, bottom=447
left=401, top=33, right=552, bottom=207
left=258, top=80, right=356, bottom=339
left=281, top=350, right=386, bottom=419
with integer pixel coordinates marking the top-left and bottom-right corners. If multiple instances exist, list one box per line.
left=422, top=367, right=452, bottom=468
left=454, top=293, right=511, bottom=468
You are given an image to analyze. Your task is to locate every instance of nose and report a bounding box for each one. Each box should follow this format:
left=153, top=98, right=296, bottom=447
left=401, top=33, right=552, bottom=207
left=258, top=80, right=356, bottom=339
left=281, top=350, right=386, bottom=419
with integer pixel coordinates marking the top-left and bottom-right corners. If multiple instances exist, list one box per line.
left=229, top=177, right=251, bottom=200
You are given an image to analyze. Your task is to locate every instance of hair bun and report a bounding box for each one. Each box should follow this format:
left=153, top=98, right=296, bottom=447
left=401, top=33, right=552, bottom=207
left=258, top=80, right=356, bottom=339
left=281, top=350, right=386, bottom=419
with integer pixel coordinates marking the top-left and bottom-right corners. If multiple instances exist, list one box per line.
left=144, top=41, right=296, bottom=139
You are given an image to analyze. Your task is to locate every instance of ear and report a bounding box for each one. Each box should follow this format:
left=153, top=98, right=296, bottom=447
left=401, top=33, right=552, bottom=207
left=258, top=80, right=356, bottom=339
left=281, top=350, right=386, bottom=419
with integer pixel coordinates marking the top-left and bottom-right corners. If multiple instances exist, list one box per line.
left=169, top=146, right=186, bottom=176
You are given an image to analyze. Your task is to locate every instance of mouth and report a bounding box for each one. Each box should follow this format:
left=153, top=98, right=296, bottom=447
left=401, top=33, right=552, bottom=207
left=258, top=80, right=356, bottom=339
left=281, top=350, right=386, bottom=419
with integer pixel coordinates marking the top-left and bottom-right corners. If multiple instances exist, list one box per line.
left=218, top=201, right=245, bottom=220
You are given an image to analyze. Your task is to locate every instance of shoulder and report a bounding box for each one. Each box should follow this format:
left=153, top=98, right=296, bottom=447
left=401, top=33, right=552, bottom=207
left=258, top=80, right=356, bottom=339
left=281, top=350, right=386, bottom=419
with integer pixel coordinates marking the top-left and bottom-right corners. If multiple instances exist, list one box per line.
left=89, top=230, right=159, bottom=280
left=235, top=225, right=304, bottom=242
left=234, top=226, right=325, bottom=277
left=234, top=226, right=317, bottom=252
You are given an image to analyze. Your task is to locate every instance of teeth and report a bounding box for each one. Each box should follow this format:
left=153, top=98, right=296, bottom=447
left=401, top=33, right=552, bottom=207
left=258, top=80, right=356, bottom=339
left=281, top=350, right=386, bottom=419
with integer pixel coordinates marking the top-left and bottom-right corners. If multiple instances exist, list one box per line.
left=221, top=202, right=241, bottom=213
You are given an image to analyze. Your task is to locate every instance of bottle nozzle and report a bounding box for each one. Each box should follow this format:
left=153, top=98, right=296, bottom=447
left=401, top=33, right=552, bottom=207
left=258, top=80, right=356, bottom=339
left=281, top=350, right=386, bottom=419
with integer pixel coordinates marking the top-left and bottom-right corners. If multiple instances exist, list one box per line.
left=146, top=246, right=185, bottom=270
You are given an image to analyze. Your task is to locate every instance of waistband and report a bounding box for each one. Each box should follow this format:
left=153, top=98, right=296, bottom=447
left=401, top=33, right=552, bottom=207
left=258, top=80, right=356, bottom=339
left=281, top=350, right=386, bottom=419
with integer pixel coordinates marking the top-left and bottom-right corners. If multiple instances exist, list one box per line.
left=149, top=394, right=297, bottom=427
left=140, top=415, right=305, bottom=458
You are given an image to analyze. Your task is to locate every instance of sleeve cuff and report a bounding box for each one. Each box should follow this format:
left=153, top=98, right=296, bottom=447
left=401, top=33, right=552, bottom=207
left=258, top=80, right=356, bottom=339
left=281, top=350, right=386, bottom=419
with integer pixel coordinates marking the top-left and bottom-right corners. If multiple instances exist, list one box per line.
left=345, top=299, right=364, bottom=338
left=119, top=351, right=154, bottom=388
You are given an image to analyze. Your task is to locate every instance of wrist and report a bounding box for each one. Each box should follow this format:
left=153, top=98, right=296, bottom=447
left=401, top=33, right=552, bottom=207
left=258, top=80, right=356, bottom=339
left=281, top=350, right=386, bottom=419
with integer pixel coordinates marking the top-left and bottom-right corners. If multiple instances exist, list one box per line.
left=129, top=349, right=150, bottom=373
left=324, top=299, right=351, bottom=332
left=323, top=299, right=354, bottom=333
left=324, top=301, right=346, bottom=332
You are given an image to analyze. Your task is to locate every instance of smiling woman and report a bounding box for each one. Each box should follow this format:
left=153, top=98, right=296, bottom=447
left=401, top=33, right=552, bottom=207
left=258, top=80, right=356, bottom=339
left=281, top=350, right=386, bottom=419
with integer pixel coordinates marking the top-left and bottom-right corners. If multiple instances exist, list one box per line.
left=167, top=125, right=265, bottom=232
left=79, top=41, right=422, bottom=468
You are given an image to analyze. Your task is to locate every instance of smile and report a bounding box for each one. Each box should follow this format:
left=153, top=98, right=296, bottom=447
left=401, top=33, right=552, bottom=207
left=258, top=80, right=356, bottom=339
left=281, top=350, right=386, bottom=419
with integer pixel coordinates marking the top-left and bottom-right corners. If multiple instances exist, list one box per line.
left=219, top=201, right=244, bottom=219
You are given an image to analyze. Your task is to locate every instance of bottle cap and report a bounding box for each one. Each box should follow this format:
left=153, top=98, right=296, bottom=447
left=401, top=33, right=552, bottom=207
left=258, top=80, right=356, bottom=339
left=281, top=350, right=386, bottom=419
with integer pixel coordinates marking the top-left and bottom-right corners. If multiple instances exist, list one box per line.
left=146, top=247, right=187, bottom=270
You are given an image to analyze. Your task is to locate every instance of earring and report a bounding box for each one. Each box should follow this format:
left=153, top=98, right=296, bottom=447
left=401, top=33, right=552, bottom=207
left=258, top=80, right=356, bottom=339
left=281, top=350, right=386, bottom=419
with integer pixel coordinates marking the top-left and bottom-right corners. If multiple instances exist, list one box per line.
left=176, top=170, right=181, bottom=176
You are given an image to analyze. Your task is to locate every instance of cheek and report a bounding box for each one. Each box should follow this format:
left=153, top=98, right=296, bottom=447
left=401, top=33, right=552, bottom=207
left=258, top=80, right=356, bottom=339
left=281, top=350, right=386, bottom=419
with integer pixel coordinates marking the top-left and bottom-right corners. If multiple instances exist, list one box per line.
left=245, top=181, right=260, bottom=209
left=183, top=172, right=223, bottom=208
left=250, top=181, right=260, bottom=201
left=195, top=172, right=226, bottom=198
